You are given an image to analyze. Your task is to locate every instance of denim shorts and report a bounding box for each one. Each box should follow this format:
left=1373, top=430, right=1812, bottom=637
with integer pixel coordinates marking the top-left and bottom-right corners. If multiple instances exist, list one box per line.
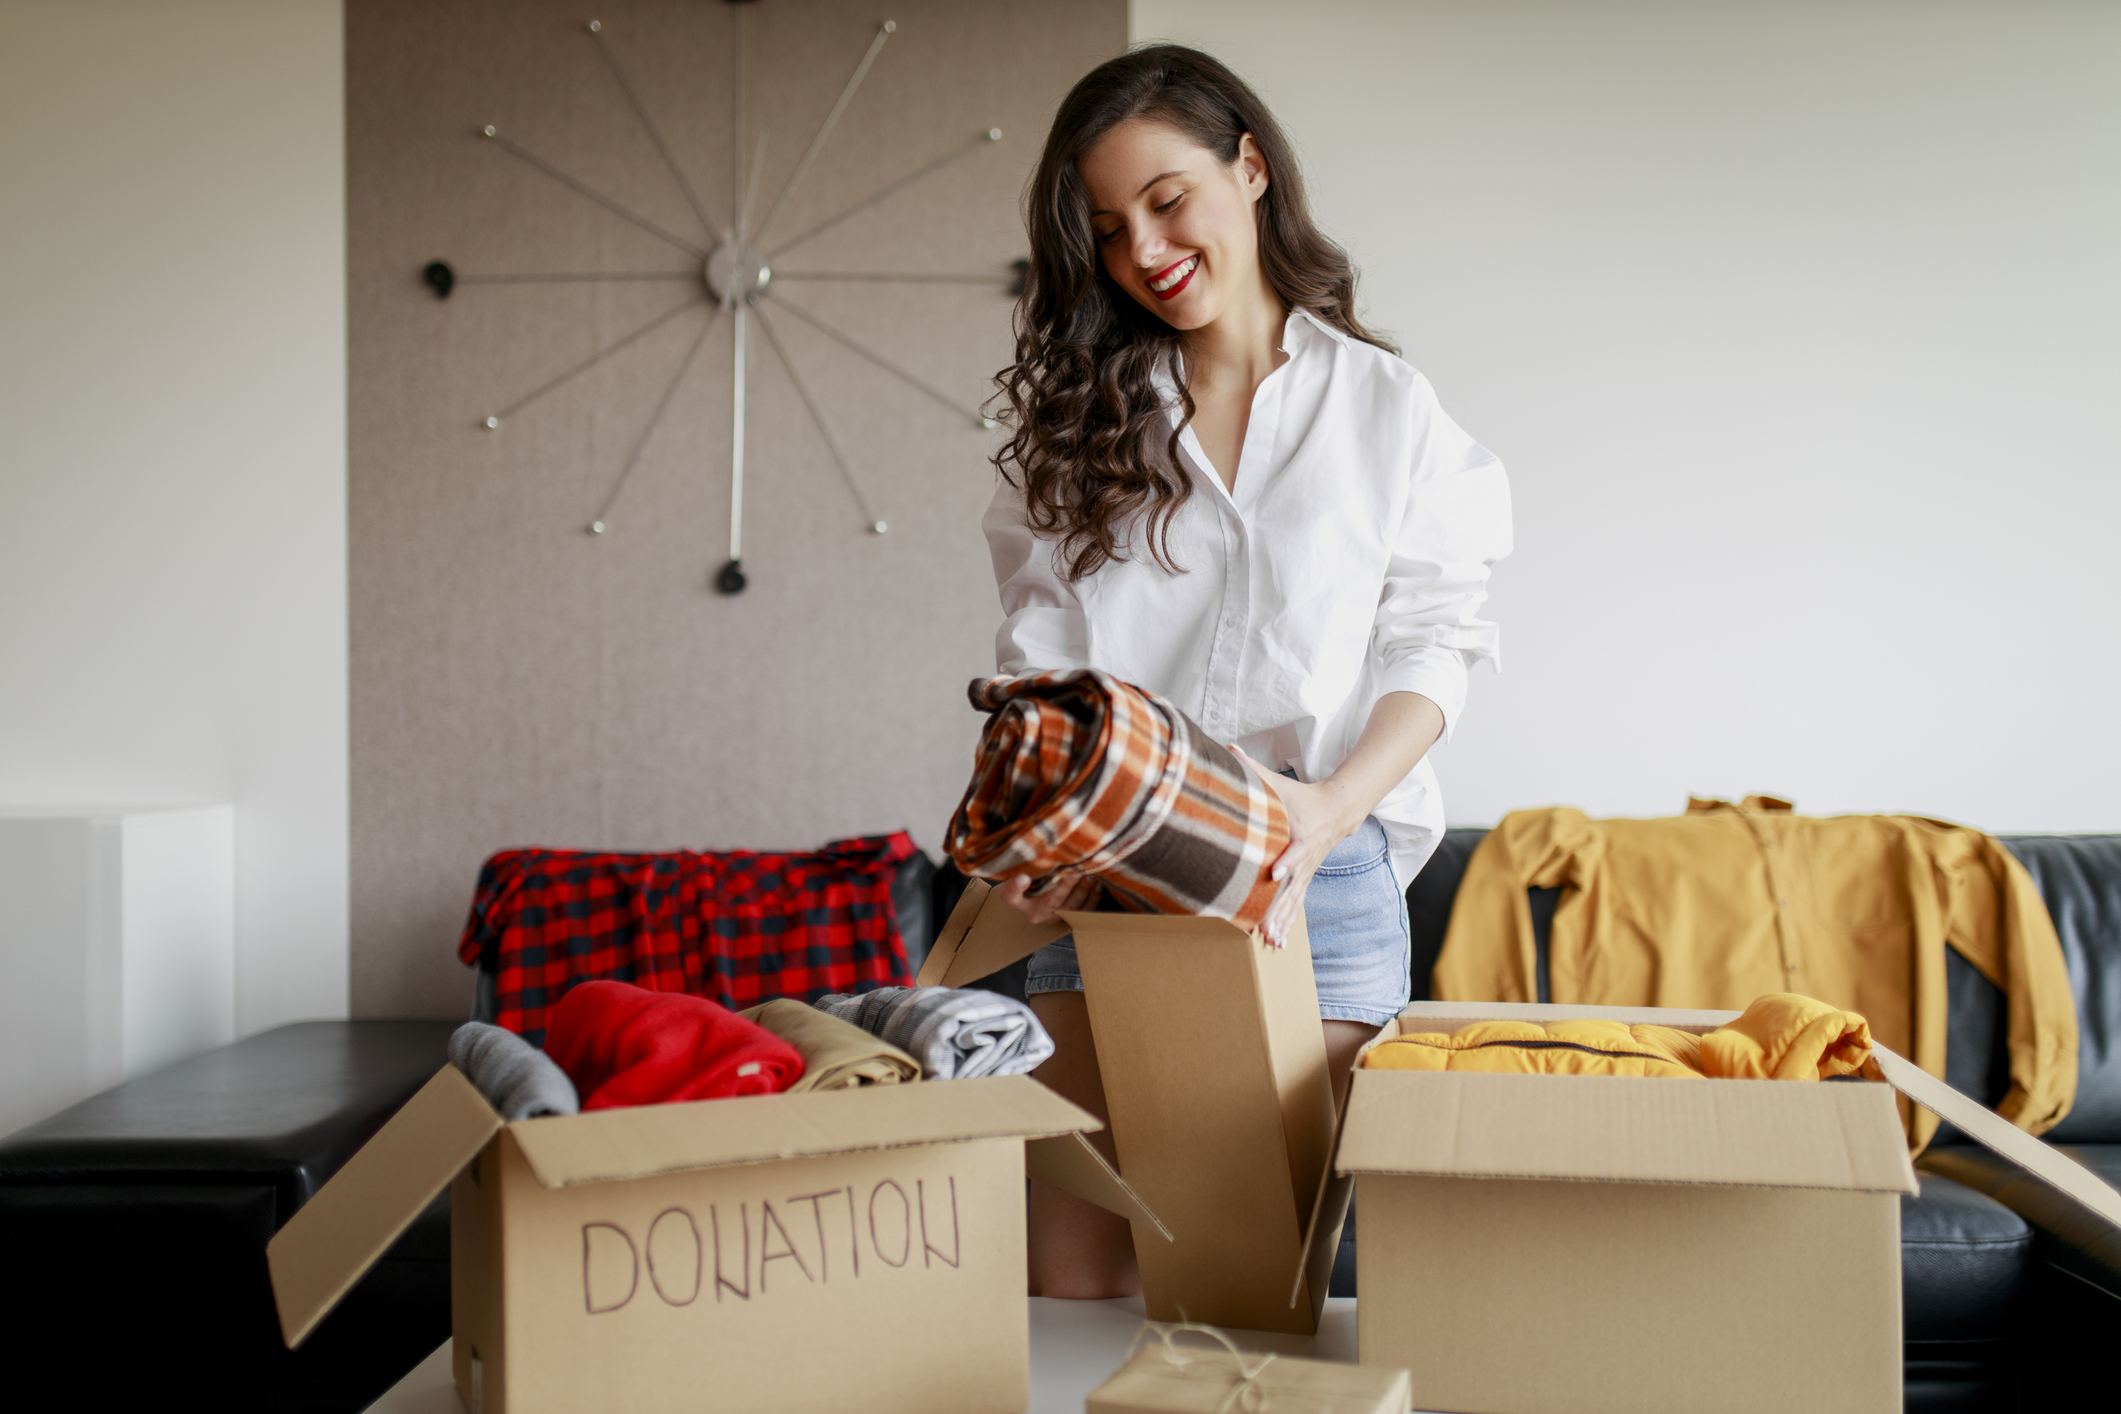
left=1024, top=816, right=1413, bottom=1027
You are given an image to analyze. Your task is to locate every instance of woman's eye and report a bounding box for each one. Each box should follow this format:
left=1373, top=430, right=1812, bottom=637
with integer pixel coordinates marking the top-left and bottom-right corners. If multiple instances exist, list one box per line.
left=1097, top=227, right=1123, bottom=245
left=1156, top=193, right=1184, bottom=215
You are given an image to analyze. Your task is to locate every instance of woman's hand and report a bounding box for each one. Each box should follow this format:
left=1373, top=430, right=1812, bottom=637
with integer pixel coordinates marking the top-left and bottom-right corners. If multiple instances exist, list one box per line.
left=1235, top=747, right=1362, bottom=949
left=995, top=872, right=1102, bottom=926
left=1233, top=692, right=1446, bottom=950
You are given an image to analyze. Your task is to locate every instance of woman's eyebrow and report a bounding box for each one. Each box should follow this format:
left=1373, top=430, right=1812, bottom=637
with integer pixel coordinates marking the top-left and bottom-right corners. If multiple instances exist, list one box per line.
left=1088, top=170, right=1190, bottom=218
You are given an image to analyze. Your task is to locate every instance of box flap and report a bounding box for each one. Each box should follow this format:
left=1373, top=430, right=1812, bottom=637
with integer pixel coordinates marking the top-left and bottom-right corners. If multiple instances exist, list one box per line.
left=1067, top=907, right=1336, bottom=1335
left=1336, top=1068, right=1918, bottom=1193
left=1873, top=1042, right=2121, bottom=1229
left=1025, top=1131, right=1173, bottom=1240
left=508, top=1072, right=1098, bottom=1188
left=1397, top=999, right=1743, bottom=1030
left=266, top=1065, right=502, bottom=1348
left=915, top=878, right=1066, bottom=988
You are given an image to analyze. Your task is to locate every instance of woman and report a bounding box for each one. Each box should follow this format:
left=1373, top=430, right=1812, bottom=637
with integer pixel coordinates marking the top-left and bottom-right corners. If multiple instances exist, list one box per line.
left=985, top=45, right=1512, bottom=1297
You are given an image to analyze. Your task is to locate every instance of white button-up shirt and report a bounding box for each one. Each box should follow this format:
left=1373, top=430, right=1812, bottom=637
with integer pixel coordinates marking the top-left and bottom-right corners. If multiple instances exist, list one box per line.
left=984, top=308, right=1512, bottom=887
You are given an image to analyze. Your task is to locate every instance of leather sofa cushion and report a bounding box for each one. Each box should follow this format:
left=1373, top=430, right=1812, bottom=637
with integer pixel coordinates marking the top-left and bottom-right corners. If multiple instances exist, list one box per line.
left=0, top=1019, right=456, bottom=1223
left=1919, top=1143, right=2121, bottom=1302
left=1901, top=1171, right=2032, bottom=1341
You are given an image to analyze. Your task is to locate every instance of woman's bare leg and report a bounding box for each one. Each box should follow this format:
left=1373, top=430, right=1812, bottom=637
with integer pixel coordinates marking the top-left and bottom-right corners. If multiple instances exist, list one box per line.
left=1026, top=990, right=1140, bottom=1298
left=1321, top=1019, right=1381, bottom=1113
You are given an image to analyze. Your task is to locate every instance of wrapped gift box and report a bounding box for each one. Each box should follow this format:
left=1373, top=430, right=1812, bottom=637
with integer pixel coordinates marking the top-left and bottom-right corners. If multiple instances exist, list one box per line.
left=1086, top=1334, right=1410, bottom=1414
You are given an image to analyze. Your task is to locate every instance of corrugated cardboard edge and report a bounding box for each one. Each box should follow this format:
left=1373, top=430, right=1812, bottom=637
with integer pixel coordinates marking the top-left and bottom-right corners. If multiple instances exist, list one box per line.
left=267, top=1065, right=502, bottom=1349
left=916, top=879, right=1066, bottom=988
left=1289, top=1095, right=1357, bottom=1309
left=1873, top=1042, right=2121, bottom=1230
left=508, top=1072, right=1106, bottom=1188
left=1026, top=1130, right=1173, bottom=1240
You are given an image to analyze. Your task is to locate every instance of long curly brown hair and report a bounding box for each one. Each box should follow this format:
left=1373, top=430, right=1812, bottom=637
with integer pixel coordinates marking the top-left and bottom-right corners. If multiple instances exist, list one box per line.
left=991, top=45, right=1394, bottom=582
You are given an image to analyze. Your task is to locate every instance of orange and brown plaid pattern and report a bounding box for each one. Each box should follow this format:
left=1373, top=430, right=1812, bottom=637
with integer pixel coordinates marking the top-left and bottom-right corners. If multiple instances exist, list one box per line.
left=945, top=669, right=1290, bottom=933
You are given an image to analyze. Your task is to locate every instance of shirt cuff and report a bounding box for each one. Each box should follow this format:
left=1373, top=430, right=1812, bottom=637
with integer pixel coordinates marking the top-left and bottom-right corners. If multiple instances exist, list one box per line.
left=1376, top=649, right=1471, bottom=743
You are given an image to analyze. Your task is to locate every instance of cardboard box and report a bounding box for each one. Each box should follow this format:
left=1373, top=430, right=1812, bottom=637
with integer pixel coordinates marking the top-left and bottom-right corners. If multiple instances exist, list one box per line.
left=267, top=1063, right=1161, bottom=1414
left=920, top=882, right=1340, bottom=1335
left=1086, top=1337, right=1411, bottom=1413
left=1294, top=999, right=2121, bottom=1414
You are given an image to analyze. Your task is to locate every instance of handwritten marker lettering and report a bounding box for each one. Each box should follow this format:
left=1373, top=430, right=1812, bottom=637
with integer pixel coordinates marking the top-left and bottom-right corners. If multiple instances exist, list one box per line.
left=758, top=1201, right=813, bottom=1290
left=582, top=1222, right=639, bottom=1314
left=713, top=1202, right=750, bottom=1302
left=576, top=1172, right=960, bottom=1316
left=646, top=1207, right=702, bottom=1306
left=868, top=1179, right=912, bottom=1268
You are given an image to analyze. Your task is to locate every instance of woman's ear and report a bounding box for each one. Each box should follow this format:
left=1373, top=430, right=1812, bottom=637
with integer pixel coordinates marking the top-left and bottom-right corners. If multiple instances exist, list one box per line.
left=1235, top=133, right=1271, bottom=203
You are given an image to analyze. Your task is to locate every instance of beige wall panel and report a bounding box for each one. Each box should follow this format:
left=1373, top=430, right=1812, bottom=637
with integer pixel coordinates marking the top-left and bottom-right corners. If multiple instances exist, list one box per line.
left=349, top=0, right=1126, bottom=1016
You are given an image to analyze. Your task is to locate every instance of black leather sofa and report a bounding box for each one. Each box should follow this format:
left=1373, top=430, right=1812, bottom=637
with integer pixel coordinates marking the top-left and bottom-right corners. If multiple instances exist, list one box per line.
left=4, top=836, right=2112, bottom=1411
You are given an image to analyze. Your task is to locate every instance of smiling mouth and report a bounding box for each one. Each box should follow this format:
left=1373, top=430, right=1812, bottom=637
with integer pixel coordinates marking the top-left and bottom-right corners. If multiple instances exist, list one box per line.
left=1147, top=254, right=1199, bottom=300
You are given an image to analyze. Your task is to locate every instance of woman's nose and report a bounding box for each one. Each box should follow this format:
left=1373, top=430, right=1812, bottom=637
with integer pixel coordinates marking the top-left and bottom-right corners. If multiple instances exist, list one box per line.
left=1131, top=226, right=1167, bottom=273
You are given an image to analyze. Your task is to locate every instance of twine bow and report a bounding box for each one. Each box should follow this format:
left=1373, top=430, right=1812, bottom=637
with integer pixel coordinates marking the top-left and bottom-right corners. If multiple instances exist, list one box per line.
left=1121, top=1319, right=1325, bottom=1414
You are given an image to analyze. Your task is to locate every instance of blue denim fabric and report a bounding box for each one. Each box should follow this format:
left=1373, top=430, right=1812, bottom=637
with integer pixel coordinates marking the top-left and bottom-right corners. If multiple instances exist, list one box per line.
left=1024, top=816, right=1412, bottom=1026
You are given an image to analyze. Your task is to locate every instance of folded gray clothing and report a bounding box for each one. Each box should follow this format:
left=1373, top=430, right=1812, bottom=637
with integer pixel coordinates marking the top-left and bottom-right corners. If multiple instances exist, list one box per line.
left=449, top=1021, right=580, bottom=1120
left=813, top=986, right=1055, bottom=1080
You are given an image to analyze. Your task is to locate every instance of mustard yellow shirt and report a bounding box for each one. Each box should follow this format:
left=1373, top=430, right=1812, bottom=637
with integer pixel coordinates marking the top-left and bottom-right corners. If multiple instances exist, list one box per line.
left=1431, top=797, right=2076, bottom=1147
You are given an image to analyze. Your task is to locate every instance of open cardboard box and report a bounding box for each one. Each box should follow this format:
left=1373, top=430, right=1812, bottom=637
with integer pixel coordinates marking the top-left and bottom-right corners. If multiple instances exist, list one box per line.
left=920, top=881, right=1340, bottom=1335
left=1292, top=999, right=2121, bottom=1414
left=267, top=1060, right=1163, bottom=1414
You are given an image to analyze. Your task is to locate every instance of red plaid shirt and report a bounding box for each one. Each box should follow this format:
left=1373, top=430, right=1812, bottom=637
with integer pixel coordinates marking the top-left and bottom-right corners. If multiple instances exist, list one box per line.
left=457, top=833, right=916, bottom=1045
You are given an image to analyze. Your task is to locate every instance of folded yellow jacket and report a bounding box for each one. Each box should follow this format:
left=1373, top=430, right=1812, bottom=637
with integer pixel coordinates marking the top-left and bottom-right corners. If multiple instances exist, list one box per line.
left=1362, top=993, right=1872, bottom=1081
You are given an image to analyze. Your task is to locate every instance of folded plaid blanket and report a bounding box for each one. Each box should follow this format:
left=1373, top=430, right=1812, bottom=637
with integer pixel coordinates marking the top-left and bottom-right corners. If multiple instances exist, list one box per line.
left=944, top=669, right=1289, bottom=933
left=814, top=986, right=1055, bottom=1080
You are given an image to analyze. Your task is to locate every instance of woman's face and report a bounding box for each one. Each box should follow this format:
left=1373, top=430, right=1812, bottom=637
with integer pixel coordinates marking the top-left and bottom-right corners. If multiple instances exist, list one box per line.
left=1078, top=118, right=1269, bottom=333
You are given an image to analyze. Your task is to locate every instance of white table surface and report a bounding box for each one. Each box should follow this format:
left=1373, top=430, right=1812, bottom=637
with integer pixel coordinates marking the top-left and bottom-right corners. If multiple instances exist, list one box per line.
left=367, top=1296, right=1362, bottom=1413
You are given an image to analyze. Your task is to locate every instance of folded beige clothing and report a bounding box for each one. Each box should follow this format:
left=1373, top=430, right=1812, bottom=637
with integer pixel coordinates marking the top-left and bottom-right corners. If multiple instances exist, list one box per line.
left=738, top=999, right=922, bottom=1091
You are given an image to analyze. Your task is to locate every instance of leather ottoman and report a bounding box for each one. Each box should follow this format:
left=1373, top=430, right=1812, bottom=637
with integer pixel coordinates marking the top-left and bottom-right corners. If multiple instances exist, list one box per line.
left=0, top=1020, right=456, bottom=1413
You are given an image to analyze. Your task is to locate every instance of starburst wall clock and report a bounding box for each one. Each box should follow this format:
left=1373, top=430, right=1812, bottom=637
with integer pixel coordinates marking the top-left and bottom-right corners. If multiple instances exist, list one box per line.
left=422, top=4, right=1022, bottom=594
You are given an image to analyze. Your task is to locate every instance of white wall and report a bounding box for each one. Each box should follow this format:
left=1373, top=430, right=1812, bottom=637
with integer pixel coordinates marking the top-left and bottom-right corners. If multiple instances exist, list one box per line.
left=0, top=807, right=236, bottom=1135
left=1133, top=0, right=2121, bottom=832
left=0, top=1, right=349, bottom=1033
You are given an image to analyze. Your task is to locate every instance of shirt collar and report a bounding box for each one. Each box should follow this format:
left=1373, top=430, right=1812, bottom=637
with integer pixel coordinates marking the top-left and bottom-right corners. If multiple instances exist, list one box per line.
left=1283, top=307, right=1349, bottom=353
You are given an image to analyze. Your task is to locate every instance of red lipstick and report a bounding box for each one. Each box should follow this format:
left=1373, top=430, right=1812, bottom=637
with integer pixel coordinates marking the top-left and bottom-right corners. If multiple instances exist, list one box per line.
left=1147, top=254, right=1199, bottom=301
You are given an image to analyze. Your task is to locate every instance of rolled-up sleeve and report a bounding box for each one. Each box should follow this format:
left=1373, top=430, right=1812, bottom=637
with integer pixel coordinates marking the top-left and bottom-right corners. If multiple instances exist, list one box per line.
left=1371, top=388, right=1513, bottom=740
left=984, top=478, right=1090, bottom=674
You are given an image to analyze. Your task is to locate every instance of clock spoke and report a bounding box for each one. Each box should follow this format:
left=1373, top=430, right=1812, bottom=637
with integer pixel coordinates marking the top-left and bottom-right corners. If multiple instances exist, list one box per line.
left=752, top=302, right=885, bottom=534
left=481, top=125, right=709, bottom=261
left=586, top=20, right=722, bottom=238
left=773, top=270, right=1014, bottom=286
left=768, top=128, right=1001, bottom=260
left=484, top=295, right=706, bottom=428
left=764, top=291, right=998, bottom=431
left=454, top=271, right=699, bottom=285
left=587, top=301, right=726, bottom=535
left=750, top=20, right=894, bottom=247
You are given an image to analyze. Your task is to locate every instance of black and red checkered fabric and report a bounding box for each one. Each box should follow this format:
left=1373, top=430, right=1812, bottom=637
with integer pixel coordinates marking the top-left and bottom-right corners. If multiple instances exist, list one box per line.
left=457, top=833, right=917, bottom=1046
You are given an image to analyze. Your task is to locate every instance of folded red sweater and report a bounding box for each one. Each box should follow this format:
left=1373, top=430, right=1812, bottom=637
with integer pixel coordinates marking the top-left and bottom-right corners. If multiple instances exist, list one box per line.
left=544, top=980, right=805, bottom=1109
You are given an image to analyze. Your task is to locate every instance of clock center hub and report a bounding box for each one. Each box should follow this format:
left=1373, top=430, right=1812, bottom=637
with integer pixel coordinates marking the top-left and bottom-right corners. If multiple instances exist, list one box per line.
left=705, top=240, right=771, bottom=304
